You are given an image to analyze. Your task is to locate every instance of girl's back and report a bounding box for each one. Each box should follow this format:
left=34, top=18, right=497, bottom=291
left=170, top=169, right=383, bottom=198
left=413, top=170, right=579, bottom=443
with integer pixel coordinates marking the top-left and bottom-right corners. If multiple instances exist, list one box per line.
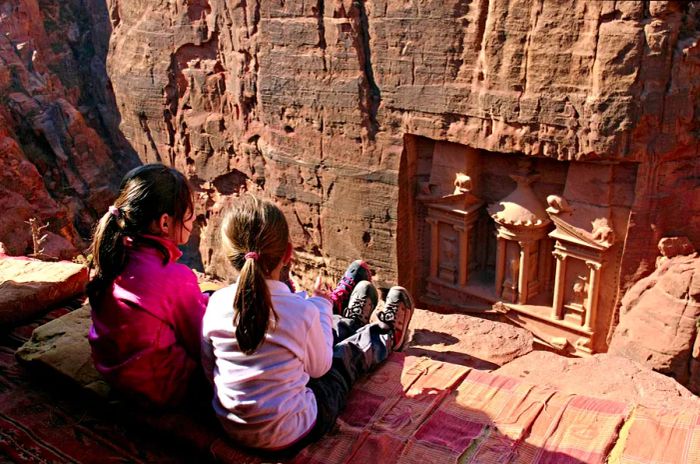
left=202, top=196, right=334, bottom=449
left=90, top=235, right=205, bottom=405
left=87, top=164, right=206, bottom=408
left=203, top=279, right=332, bottom=449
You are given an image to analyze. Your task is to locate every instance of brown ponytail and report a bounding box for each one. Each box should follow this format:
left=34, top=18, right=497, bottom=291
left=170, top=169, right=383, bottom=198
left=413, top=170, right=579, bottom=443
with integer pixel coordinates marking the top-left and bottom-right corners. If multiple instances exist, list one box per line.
left=221, top=196, right=289, bottom=354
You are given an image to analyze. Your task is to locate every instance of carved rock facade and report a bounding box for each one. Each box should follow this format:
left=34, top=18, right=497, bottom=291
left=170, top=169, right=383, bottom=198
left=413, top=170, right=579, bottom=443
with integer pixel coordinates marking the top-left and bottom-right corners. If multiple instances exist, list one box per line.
left=106, top=1, right=700, bottom=351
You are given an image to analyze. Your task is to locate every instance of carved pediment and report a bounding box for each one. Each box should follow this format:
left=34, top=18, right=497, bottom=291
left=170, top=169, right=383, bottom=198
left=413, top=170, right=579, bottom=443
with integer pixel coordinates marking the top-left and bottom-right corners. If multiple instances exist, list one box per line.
left=546, top=195, right=615, bottom=249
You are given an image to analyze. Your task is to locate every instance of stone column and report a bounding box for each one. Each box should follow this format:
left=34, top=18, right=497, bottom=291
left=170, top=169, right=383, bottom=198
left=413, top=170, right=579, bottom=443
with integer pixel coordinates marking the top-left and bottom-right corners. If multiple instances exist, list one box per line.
left=518, top=241, right=530, bottom=304
left=584, top=260, right=601, bottom=330
left=495, top=237, right=506, bottom=297
left=551, top=250, right=566, bottom=319
left=427, top=218, right=439, bottom=279
left=456, top=224, right=469, bottom=287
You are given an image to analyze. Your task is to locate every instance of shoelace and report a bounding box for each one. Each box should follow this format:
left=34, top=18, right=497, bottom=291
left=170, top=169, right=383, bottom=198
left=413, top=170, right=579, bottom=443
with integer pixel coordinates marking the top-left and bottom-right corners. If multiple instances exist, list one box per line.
left=345, top=296, right=367, bottom=320
left=330, top=276, right=355, bottom=304
left=378, top=302, right=398, bottom=324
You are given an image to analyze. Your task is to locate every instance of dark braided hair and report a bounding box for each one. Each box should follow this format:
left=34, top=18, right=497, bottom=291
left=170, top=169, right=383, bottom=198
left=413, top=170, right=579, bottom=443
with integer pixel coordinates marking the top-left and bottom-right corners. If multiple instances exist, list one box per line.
left=87, top=163, right=194, bottom=302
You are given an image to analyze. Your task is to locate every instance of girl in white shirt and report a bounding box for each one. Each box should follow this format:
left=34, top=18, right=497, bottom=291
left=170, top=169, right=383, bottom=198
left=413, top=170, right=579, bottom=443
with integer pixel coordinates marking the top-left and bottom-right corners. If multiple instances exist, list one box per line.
left=202, top=196, right=414, bottom=453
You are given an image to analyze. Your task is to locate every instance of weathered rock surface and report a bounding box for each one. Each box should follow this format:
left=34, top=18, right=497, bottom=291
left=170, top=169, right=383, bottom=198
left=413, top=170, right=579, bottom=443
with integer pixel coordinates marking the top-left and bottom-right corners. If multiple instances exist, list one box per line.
left=15, top=303, right=108, bottom=395
left=0, top=0, right=138, bottom=257
left=656, top=236, right=696, bottom=266
left=495, top=351, right=699, bottom=411
left=0, top=256, right=88, bottom=325
left=609, top=253, right=700, bottom=394
left=405, top=309, right=533, bottom=368
left=104, top=0, right=700, bottom=297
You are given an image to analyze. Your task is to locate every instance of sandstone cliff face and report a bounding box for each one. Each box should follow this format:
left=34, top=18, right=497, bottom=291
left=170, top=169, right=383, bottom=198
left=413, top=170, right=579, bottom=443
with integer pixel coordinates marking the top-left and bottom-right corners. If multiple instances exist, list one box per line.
left=105, top=1, right=700, bottom=296
left=0, top=0, right=138, bottom=258
left=609, top=252, right=700, bottom=394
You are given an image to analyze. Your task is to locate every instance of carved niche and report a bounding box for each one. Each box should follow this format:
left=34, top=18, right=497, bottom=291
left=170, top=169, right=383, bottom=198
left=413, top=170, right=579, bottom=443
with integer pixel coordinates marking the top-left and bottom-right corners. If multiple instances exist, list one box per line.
left=420, top=173, right=484, bottom=299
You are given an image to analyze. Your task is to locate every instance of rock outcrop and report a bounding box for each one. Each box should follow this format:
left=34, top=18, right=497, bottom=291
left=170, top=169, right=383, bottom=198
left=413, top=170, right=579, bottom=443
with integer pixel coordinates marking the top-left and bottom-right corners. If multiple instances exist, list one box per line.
left=609, top=252, right=700, bottom=394
left=15, top=302, right=108, bottom=395
left=495, top=351, right=699, bottom=411
left=405, top=309, right=533, bottom=368
left=0, top=255, right=88, bottom=325
left=104, top=1, right=700, bottom=303
left=0, top=0, right=138, bottom=258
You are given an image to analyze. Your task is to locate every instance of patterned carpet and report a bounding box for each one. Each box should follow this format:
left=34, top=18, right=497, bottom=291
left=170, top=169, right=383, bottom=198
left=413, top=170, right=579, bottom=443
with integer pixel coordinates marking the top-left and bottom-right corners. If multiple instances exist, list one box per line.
left=3, top=303, right=700, bottom=463
left=0, top=302, right=208, bottom=463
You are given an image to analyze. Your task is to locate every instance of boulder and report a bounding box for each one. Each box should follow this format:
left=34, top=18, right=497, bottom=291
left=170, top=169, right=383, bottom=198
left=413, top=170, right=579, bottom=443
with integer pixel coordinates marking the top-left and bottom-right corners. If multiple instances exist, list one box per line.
left=609, top=254, right=700, bottom=393
left=16, top=303, right=108, bottom=396
left=405, top=309, right=533, bottom=369
left=495, top=351, right=699, bottom=411
left=0, top=256, right=88, bottom=325
left=656, top=236, right=696, bottom=267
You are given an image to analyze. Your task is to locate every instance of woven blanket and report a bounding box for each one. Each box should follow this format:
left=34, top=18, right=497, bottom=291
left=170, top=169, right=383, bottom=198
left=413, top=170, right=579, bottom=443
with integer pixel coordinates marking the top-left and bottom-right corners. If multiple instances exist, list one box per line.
left=4, top=306, right=700, bottom=463
left=0, top=305, right=207, bottom=463
left=289, top=357, right=631, bottom=464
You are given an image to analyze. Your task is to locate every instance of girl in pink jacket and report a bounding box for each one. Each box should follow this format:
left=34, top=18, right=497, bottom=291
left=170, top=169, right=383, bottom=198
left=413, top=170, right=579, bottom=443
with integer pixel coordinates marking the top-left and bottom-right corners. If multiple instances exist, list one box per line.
left=87, top=163, right=207, bottom=407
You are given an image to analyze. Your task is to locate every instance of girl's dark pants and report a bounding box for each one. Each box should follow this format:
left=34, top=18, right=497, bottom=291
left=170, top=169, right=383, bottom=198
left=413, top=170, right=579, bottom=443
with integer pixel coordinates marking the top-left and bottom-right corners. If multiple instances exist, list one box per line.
left=286, top=316, right=393, bottom=453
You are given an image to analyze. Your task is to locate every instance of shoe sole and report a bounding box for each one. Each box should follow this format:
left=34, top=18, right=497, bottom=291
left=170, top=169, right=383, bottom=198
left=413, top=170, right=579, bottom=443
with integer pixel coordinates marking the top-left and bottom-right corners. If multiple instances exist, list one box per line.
left=389, top=286, right=414, bottom=351
left=355, top=260, right=372, bottom=282
left=334, top=260, right=373, bottom=314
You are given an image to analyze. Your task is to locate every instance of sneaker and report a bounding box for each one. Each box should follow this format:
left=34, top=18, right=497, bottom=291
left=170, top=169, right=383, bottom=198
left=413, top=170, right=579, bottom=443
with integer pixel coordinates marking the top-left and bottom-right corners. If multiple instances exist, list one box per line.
left=342, top=281, right=378, bottom=325
left=330, top=260, right=372, bottom=314
left=374, top=286, right=414, bottom=351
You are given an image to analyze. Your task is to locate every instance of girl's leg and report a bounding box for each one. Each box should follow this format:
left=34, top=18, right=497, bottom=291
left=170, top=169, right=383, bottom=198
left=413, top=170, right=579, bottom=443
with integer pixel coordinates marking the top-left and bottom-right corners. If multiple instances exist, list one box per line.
left=330, top=260, right=373, bottom=314
left=305, top=286, right=414, bottom=443
left=332, top=314, right=363, bottom=344
left=332, top=280, right=378, bottom=344
left=308, top=323, right=393, bottom=438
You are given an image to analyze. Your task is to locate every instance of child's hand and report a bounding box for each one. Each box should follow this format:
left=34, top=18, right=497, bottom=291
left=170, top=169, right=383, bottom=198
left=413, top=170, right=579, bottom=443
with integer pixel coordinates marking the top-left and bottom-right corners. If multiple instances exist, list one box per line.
left=312, top=275, right=332, bottom=302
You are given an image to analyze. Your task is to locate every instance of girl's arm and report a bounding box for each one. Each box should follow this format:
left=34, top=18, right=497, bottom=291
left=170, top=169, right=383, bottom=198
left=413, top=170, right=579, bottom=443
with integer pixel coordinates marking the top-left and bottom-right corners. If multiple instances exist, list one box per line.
left=200, top=336, right=216, bottom=384
left=303, top=296, right=333, bottom=378
left=172, top=269, right=209, bottom=359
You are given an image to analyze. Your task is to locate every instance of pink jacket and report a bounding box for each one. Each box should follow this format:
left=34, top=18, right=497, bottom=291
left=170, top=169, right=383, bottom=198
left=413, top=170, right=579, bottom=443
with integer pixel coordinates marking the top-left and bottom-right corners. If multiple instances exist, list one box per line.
left=88, top=235, right=207, bottom=407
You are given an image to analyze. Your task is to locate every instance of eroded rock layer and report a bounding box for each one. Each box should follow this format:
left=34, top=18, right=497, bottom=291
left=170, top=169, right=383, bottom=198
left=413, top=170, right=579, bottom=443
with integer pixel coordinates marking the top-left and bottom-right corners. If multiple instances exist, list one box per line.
left=0, top=0, right=138, bottom=257
left=106, top=1, right=699, bottom=277
left=609, top=252, right=700, bottom=394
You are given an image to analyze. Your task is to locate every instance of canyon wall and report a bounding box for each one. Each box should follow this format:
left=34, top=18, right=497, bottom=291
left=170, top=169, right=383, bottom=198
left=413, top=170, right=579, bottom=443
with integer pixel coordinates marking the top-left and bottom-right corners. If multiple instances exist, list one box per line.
left=0, top=0, right=138, bottom=258
left=106, top=0, right=698, bottom=293
left=0, top=0, right=681, bottom=350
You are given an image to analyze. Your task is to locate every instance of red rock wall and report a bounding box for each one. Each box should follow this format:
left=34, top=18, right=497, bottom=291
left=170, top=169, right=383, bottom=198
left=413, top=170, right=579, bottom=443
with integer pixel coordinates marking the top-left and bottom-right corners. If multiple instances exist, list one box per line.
left=0, top=0, right=138, bottom=258
left=105, top=0, right=699, bottom=300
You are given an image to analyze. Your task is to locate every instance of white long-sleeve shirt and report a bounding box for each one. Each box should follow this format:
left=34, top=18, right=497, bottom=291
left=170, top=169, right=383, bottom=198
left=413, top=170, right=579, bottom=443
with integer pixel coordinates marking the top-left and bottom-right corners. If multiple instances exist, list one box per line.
left=201, top=279, right=334, bottom=449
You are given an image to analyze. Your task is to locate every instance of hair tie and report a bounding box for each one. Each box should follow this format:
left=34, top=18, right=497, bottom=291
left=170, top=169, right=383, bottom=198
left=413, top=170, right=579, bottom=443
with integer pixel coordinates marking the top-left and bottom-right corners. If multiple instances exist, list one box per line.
left=244, top=252, right=259, bottom=261
left=108, top=205, right=121, bottom=219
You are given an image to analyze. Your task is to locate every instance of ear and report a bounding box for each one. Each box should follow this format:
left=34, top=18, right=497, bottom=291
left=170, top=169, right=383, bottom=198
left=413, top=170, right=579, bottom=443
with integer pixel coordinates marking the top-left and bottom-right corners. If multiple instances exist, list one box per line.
left=282, top=242, right=293, bottom=265
left=156, top=213, right=170, bottom=235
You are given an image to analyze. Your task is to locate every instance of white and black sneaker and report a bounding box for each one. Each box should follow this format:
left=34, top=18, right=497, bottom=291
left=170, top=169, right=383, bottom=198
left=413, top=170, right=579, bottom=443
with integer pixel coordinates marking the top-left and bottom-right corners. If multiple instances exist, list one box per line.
left=342, top=281, right=378, bottom=326
left=374, top=286, right=414, bottom=351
